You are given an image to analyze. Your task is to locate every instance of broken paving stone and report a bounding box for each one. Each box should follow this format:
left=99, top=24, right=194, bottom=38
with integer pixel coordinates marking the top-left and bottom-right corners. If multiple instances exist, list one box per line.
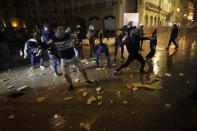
left=7, top=86, right=14, bottom=89
left=117, top=91, right=121, bottom=97
left=164, top=73, right=171, bottom=77
left=165, top=104, right=171, bottom=109
left=36, top=97, right=46, bottom=103
left=78, top=89, right=86, bottom=92
left=87, top=96, right=97, bottom=105
left=110, top=100, right=114, bottom=104
left=83, top=92, right=88, bottom=97
left=80, top=122, right=90, bottom=131
left=2, top=78, right=9, bottom=82
left=131, top=83, right=156, bottom=90
left=96, top=68, right=101, bottom=71
left=126, top=68, right=131, bottom=71
left=17, top=86, right=29, bottom=91
left=133, top=87, right=138, bottom=92
left=179, top=73, right=184, bottom=76
left=97, top=102, right=102, bottom=106
left=97, top=96, right=102, bottom=101
left=130, top=75, right=134, bottom=78
left=122, top=101, right=128, bottom=104
left=126, top=84, right=132, bottom=90
left=96, top=87, right=102, bottom=92
left=64, top=97, right=73, bottom=101
left=8, top=115, right=15, bottom=120
left=158, top=87, right=164, bottom=90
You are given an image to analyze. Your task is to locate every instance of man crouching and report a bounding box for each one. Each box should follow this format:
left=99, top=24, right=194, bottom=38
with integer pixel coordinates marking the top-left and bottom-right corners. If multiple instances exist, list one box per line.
left=47, top=25, right=92, bottom=91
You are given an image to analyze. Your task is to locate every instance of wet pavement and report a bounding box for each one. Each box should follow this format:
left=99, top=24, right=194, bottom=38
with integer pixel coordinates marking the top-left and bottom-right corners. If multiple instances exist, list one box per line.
left=0, top=31, right=197, bottom=131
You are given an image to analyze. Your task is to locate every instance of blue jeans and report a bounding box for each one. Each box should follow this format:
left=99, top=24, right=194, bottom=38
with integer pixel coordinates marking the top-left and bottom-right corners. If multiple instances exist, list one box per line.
left=95, top=45, right=110, bottom=67
left=48, top=51, right=58, bottom=73
left=29, top=48, right=44, bottom=67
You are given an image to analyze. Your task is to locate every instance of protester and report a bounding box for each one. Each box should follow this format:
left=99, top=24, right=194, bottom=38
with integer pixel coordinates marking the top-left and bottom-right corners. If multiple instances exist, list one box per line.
left=47, top=25, right=92, bottom=91
left=146, top=29, right=157, bottom=59
left=41, top=23, right=59, bottom=76
left=24, top=32, right=45, bottom=70
left=112, top=27, right=150, bottom=76
left=86, top=25, right=96, bottom=58
left=95, top=39, right=110, bottom=68
left=114, top=30, right=125, bottom=61
left=166, top=24, right=179, bottom=50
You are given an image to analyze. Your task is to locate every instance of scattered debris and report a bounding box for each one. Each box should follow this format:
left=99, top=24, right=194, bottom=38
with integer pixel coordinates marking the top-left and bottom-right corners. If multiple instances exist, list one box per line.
left=133, top=87, right=138, bottom=92
left=117, top=91, right=121, bottom=97
left=179, top=73, right=184, bottom=76
left=64, top=97, right=73, bottom=101
left=165, top=73, right=171, bottom=77
left=2, top=78, right=9, bottom=82
left=7, top=86, right=14, bottom=89
left=132, top=83, right=156, bottom=90
left=122, top=101, right=128, bottom=104
left=96, top=68, right=101, bottom=71
left=8, top=115, right=15, bottom=120
left=126, top=84, right=132, bottom=89
left=97, top=96, right=102, bottom=101
left=187, top=81, right=190, bottom=84
left=165, top=104, right=171, bottom=109
left=36, top=97, right=46, bottom=103
left=96, top=87, right=102, bottom=92
left=87, top=96, right=97, bottom=105
left=78, top=89, right=86, bottom=92
left=130, top=75, right=134, bottom=78
left=126, top=68, right=130, bottom=71
left=17, top=85, right=29, bottom=91
left=80, top=122, right=90, bottom=131
left=97, top=102, right=102, bottom=106
left=83, top=92, right=88, bottom=97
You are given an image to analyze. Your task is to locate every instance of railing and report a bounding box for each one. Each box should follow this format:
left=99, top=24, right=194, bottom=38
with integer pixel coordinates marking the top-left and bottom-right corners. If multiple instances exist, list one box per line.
left=76, top=2, right=115, bottom=11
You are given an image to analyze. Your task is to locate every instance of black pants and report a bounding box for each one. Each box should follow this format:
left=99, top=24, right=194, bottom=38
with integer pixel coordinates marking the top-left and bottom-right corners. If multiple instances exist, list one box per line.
left=168, top=38, right=178, bottom=48
left=116, top=52, right=145, bottom=72
left=114, top=46, right=124, bottom=59
left=146, top=48, right=156, bottom=58
left=140, top=40, right=143, bottom=50
left=89, top=38, right=95, bottom=58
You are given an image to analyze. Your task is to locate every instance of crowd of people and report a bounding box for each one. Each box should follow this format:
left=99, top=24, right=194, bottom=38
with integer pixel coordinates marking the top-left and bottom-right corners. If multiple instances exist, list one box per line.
left=20, top=21, right=179, bottom=91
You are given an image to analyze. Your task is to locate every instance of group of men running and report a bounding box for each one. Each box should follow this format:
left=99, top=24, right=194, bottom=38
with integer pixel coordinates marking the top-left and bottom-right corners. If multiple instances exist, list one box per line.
left=23, top=21, right=179, bottom=91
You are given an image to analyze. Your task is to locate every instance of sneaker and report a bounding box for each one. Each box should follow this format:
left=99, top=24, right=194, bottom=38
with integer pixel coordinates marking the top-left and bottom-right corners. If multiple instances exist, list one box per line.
left=86, top=80, right=93, bottom=84
left=166, top=47, right=169, bottom=50
left=40, top=66, right=45, bottom=69
left=112, top=71, right=118, bottom=76
left=175, top=46, right=179, bottom=49
left=30, top=66, right=35, bottom=70
left=68, top=85, right=75, bottom=91
left=54, top=73, right=59, bottom=77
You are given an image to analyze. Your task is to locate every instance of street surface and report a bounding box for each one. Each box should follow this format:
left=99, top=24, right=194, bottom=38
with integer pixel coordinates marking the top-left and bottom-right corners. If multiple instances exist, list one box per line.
left=0, top=30, right=197, bottom=131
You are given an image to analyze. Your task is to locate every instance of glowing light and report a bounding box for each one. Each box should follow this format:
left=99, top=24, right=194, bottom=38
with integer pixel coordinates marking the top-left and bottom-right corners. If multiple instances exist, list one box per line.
left=177, top=8, right=180, bottom=12
left=23, top=22, right=26, bottom=28
left=3, top=20, right=6, bottom=27
left=188, top=15, right=193, bottom=21
left=12, top=21, right=18, bottom=27
left=169, top=22, right=172, bottom=26
left=184, top=14, right=187, bottom=17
